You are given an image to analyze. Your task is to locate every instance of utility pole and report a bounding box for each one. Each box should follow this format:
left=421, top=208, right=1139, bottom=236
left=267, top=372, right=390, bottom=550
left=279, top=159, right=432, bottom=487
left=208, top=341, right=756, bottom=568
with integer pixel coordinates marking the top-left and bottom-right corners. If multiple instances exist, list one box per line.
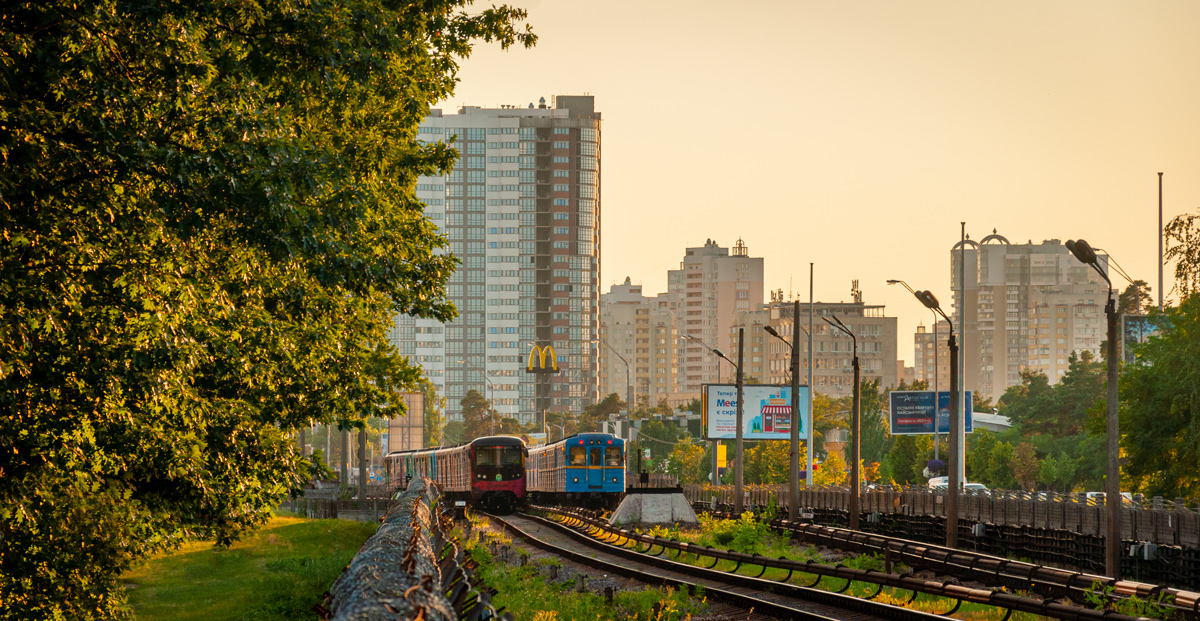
left=789, top=301, right=801, bottom=520
left=1159, top=172, right=1164, bottom=311
left=734, top=328, right=745, bottom=514
left=358, top=426, right=368, bottom=493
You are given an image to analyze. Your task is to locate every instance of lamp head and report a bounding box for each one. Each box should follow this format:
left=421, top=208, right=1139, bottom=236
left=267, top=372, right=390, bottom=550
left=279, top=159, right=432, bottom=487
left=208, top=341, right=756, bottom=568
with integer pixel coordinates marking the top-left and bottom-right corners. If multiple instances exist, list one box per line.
left=712, top=348, right=726, bottom=358
left=886, top=279, right=901, bottom=285
left=1066, top=239, right=1097, bottom=266
left=763, top=325, right=781, bottom=338
left=917, top=290, right=940, bottom=310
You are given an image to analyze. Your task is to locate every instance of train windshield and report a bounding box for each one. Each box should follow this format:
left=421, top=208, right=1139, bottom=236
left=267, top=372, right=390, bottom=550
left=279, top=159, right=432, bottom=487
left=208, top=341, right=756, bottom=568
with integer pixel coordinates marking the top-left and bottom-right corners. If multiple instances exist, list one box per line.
left=476, top=446, right=523, bottom=467
left=569, top=446, right=586, bottom=466
left=605, top=447, right=622, bottom=466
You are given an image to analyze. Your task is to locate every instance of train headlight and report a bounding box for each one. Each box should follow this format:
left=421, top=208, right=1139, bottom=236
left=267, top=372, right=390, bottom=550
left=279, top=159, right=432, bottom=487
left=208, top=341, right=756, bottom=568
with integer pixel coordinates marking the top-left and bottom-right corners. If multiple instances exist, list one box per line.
left=573, top=477, right=578, bottom=483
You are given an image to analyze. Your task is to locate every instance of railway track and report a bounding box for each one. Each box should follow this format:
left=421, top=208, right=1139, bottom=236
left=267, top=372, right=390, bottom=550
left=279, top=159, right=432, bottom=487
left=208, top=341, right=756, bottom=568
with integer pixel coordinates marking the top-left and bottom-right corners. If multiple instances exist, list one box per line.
left=697, top=505, right=1200, bottom=616
left=521, top=505, right=1186, bottom=621
left=490, top=510, right=995, bottom=621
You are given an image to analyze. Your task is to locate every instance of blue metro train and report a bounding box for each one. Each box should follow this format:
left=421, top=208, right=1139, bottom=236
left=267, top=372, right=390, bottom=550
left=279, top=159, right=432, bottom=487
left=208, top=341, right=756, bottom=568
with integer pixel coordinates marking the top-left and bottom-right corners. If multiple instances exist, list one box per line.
left=526, top=432, right=625, bottom=509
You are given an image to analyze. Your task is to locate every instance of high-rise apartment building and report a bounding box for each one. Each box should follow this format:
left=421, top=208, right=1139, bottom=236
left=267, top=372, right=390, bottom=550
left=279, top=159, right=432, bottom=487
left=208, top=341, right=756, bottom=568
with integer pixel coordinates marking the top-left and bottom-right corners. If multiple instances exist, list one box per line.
left=388, top=96, right=601, bottom=423
left=597, top=278, right=680, bottom=409
left=913, top=319, right=951, bottom=390
left=670, top=238, right=764, bottom=394
left=733, top=286, right=899, bottom=398
left=951, top=232, right=1108, bottom=401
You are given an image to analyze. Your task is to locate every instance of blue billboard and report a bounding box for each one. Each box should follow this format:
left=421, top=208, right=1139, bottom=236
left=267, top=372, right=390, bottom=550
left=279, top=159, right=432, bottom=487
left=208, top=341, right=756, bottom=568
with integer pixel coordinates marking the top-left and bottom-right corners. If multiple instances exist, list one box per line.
left=888, top=390, right=974, bottom=435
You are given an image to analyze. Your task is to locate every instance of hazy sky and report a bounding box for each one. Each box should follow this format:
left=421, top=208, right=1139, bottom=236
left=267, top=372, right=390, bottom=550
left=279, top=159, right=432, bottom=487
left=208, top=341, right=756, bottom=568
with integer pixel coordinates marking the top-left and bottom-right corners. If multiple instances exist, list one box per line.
left=438, top=0, right=1200, bottom=365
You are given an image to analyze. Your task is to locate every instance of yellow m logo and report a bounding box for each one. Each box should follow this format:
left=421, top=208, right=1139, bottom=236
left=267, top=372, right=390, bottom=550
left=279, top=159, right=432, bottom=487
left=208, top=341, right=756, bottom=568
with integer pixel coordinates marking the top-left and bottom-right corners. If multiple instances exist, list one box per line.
left=526, top=345, right=560, bottom=374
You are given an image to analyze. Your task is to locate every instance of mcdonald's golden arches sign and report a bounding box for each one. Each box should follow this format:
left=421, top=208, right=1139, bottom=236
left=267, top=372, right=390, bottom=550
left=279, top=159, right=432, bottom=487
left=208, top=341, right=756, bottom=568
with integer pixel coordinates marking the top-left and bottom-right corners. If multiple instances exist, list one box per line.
left=526, top=345, right=560, bottom=374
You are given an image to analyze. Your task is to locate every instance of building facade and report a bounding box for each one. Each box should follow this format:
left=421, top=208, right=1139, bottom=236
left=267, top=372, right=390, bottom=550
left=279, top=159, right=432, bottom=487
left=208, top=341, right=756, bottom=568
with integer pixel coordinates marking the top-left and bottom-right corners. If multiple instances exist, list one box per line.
left=597, top=278, right=680, bottom=409
left=731, top=285, right=899, bottom=398
left=669, top=238, right=764, bottom=394
left=913, top=319, right=951, bottom=390
left=388, top=96, right=601, bottom=423
left=951, top=232, right=1108, bottom=401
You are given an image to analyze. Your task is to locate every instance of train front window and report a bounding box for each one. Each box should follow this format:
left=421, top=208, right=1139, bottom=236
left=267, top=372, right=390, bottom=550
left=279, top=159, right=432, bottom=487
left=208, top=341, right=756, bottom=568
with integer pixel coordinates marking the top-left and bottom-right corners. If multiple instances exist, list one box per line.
left=569, top=446, right=586, bottom=466
left=605, top=447, right=622, bottom=466
left=477, top=446, right=524, bottom=467
left=589, top=448, right=603, bottom=466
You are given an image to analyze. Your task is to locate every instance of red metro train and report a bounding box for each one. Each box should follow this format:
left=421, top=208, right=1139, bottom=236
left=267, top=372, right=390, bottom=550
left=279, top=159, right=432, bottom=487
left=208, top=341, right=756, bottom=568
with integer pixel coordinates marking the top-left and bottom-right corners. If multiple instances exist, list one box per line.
left=383, top=435, right=526, bottom=512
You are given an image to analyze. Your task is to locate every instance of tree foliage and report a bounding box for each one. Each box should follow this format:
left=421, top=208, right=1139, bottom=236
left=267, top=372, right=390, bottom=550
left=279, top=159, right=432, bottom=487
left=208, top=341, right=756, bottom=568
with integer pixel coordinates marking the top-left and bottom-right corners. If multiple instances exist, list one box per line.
left=1120, top=294, right=1200, bottom=498
left=1011, top=443, right=1041, bottom=491
left=459, top=389, right=495, bottom=442
left=0, top=1, right=534, bottom=617
left=662, top=438, right=706, bottom=485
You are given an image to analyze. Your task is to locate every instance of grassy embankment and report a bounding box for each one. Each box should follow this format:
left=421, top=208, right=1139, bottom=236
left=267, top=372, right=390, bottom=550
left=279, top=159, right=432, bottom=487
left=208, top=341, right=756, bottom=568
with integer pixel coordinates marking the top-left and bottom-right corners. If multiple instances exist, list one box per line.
left=581, top=510, right=1053, bottom=621
left=464, top=512, right=706, bottom=620
left=122, top=513, right=377, bottom=621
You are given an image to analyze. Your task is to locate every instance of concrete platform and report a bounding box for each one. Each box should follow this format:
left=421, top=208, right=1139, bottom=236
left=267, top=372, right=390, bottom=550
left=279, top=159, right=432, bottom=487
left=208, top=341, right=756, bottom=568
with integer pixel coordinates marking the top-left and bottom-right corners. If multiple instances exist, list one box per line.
left=609, top=491, right=698, bottom=526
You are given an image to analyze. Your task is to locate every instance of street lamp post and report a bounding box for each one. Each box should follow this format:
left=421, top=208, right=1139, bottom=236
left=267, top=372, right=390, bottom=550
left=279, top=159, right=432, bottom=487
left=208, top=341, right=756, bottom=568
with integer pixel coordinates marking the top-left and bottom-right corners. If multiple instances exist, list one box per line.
left=822, top=315, right=860, bottom=530
left=596, top=338, right=633, bottom=421
left=459, top=360, right=495, bottom=435
left=685, top=333, right=736, bottom=486
left=765, top=304, right=808, bottom=522
left=910, top=291, right=960, bottom=547
left=889, top=279, right=941, bottom=459
left=1066, top=239, right=1121, bottom=578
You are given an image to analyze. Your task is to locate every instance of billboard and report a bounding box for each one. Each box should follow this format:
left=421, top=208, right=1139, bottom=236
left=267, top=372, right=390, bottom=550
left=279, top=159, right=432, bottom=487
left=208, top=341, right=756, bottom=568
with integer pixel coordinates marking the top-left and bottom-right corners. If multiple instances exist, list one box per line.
left=522, top=432, right=548, bottom=447
left=386, top=391, right=425, bottom=452
left=888, top=391, right=974, bottom=435
left=702, top=384, right=810, bottom=440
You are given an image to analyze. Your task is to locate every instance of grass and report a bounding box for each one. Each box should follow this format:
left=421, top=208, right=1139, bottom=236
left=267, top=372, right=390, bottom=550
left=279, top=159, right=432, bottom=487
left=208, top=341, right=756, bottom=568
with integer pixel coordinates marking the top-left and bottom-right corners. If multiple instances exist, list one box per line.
left=122, top=513, right=378, bottom=621
left=590, top=512, right=1056, bottom=621
left=463, top=513, right=707, bottom=620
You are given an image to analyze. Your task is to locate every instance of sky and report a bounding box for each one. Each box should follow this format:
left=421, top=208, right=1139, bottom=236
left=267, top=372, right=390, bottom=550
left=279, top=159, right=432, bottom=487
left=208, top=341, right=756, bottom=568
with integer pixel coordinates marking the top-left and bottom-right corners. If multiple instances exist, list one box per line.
left=437, top=0, right=1200, bottom=365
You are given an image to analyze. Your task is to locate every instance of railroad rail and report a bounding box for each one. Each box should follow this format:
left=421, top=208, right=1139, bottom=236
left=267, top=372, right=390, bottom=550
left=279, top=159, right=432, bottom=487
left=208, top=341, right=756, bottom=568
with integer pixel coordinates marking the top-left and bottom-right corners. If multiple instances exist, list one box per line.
left=530, top=504, right=1189, bottom=621
left=490, top=510, right=955, bottom=621
left=697, top=505, right=1200, bottom=617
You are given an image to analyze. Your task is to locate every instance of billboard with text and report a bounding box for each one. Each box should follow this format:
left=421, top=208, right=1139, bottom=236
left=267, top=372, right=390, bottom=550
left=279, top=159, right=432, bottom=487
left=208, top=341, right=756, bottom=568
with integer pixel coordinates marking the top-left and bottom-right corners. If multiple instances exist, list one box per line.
left=888, top=390, right=973, bottom=435
left=702, top=384, right=810, bottom=441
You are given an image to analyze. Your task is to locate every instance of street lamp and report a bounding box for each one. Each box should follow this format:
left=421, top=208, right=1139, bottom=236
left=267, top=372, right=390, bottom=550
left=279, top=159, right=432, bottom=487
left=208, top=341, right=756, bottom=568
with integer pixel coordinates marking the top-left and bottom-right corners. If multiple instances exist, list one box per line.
left=686, top=333, right=738, bottom=488
left=765, top=307, right=810, bottom=521
left=822, top=315, right=861, bottom=530
left=908, top=290, right=961, bottom=548
left=889, top=279, right=942, bottom=460
left=1066, top=238, right=1121, bottom=578
left=458, top=360, right=495, bottom=435
left=595, top=338, right=633, bottom=420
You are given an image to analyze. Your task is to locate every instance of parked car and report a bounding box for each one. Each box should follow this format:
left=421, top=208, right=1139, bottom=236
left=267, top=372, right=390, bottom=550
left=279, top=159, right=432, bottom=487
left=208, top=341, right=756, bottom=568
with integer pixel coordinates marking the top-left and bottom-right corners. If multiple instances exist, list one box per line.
left=964, top=483, right=990, bottom=495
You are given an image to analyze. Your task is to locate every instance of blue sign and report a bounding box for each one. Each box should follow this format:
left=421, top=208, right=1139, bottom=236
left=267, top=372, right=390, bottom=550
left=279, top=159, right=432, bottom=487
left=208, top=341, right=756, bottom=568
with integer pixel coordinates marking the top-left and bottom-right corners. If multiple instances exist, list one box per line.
left=888, top=391, right=974, bottom=435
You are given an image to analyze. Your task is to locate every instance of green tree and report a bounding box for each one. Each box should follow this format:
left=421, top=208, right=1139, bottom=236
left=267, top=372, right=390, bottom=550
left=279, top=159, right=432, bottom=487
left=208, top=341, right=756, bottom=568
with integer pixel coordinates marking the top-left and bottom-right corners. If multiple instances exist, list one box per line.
left=579, top=392, right=626, bottom=432
left=1121, top=294, right=1200, bottom=498
left=1119, top=279, right=1153, bottom=315
left=1011, top=442, right=1041, bottom=491
left=856, top=378, right=892, bottom=465
left=420, top=378, right=447, bottom=448
left=460, top=389, right=494, bottom=442
left=744, top=441, right=791, bottom=484
left=0, top=3, right=534, bottom=617
left=662, top=438, right=707, bottom=484
left=985, top=441, right=1018, bottom=490
left=634, top=419, right=683, bottom=461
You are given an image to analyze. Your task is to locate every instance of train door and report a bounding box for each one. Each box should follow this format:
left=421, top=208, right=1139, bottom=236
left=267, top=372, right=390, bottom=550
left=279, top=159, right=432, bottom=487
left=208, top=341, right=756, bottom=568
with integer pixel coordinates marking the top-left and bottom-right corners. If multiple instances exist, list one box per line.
left=587, top=445, right=604, bottom=488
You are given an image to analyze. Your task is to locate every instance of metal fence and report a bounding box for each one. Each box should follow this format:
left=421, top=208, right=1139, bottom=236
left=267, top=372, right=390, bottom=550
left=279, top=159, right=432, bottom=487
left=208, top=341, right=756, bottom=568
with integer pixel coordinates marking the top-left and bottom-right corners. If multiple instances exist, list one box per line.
left=684, top=484, right=1200, bottom=548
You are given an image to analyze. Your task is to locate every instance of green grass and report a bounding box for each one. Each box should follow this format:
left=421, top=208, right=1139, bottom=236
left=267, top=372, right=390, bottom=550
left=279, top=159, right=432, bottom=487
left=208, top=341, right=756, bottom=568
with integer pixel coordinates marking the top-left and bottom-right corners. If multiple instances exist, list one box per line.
left=464, top=515, right=706, bottom=620
left=122, top=514, right=378, bottom=621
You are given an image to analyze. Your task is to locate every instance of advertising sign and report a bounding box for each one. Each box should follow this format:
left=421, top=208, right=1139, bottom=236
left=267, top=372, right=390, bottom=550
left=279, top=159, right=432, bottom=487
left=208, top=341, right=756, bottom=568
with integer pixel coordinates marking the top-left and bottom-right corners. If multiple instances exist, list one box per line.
left=702, top=384, right=810, bottom=440
left=523, top=432, right=548, bottom=447
left=888, top=391, right=974, bottom=435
